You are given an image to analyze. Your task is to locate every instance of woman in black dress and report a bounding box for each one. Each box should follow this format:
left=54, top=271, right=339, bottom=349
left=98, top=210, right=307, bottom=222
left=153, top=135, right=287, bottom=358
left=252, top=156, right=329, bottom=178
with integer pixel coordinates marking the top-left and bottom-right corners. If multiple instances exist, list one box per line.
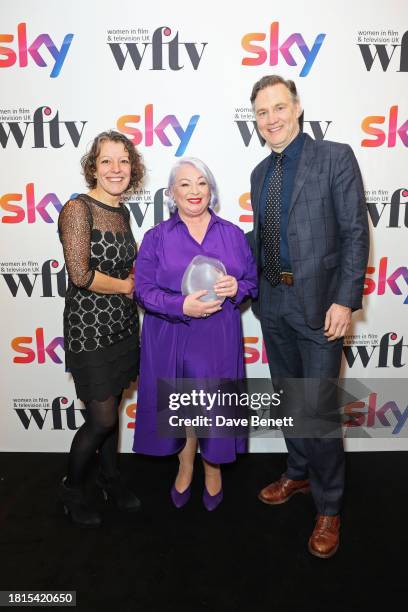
left=58, top=130, right=144, bottom=527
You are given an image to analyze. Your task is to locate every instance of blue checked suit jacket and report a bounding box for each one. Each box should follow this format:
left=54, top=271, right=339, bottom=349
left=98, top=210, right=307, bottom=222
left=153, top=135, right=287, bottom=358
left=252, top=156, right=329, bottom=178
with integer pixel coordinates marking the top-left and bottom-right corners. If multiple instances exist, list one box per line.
left=248, top=134, right=370, bottom=329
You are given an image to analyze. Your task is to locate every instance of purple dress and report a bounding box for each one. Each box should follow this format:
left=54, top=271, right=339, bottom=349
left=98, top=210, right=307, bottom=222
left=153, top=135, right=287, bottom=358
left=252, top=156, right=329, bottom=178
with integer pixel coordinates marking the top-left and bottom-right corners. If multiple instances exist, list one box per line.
left=132, top=210, right=258, bottom=463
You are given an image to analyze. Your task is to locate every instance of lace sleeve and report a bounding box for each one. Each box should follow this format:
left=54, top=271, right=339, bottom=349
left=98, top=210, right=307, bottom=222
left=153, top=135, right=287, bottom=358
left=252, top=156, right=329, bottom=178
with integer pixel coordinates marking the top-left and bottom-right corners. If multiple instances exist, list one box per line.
left=58, top=198, right=95, bottom=289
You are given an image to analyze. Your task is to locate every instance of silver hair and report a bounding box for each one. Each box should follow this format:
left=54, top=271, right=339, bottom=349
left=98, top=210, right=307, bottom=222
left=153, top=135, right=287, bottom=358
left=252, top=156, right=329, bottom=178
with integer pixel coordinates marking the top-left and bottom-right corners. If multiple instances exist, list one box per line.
left=165, top=157, right=219, bottom=213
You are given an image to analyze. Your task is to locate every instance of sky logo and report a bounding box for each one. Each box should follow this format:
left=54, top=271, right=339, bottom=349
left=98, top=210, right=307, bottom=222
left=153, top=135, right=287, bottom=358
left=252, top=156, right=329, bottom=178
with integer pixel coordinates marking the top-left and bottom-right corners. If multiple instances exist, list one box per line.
left=344, top=393, right=408, bottom=435
left=117, top=105, right=199, bottom=157
left=244, top=337, right=268, bottom=364
left=241, top=22, right=326, bottom=76
left=0, top=183, right=65, bottom=223
left=125, top=402, right=137, bottom=429
left=239, top=188, right=408, bottom=228
left=361, top=106, right=408, bottom=147
left=238, top=193, right=252, bottom=223
left=11, top=328, right=64, bottom=364
left=364, top=257, right=408, bottom=304
left=0, top=22, right=73, bottom=78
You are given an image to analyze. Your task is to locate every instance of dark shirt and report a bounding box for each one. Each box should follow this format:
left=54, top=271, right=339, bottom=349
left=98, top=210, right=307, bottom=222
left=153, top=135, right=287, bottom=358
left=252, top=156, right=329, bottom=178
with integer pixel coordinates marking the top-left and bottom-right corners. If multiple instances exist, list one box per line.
left=259, top=131, right=306, bottom=271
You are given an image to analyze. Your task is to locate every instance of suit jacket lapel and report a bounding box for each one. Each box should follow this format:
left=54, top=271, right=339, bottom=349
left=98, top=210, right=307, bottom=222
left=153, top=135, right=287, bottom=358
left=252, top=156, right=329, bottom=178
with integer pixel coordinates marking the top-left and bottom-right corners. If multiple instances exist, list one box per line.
left=288, top=134, right=317, bottom=219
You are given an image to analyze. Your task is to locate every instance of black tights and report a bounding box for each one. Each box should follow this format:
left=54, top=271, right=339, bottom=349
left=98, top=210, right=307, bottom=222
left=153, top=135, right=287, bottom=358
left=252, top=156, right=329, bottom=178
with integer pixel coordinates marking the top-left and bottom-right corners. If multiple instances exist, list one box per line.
left=66, top=394, right=122, bottom=487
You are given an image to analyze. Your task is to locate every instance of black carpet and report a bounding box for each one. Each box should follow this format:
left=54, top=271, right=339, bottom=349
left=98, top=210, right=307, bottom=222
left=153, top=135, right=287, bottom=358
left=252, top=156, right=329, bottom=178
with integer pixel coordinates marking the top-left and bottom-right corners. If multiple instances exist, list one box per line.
left=1, top=452, right=407, bottom=612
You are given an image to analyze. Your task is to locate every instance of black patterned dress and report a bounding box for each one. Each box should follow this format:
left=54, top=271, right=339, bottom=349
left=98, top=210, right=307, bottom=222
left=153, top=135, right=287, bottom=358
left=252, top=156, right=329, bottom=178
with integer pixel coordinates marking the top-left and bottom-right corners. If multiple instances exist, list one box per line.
left=58, top=194, right=139, bottom=401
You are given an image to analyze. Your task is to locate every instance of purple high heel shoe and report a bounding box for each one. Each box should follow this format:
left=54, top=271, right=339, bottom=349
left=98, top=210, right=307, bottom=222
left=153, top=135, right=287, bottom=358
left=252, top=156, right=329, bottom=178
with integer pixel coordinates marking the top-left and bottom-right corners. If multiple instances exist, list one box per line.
left=170, top=482, right=192, bottom=508
left=203, top=485, right=223, bottom=511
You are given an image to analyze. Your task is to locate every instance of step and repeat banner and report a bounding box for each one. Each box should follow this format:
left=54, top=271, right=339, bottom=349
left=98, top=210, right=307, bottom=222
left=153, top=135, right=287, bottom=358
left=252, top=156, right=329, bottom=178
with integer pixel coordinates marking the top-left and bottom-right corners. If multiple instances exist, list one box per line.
left=1, top=0, right=407, bottom=452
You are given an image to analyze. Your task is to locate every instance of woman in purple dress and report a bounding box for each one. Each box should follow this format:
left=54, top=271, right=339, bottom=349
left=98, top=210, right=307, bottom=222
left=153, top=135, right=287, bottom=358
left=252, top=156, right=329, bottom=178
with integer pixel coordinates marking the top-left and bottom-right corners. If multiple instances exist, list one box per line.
left=133, top=158, right=257, bottom=510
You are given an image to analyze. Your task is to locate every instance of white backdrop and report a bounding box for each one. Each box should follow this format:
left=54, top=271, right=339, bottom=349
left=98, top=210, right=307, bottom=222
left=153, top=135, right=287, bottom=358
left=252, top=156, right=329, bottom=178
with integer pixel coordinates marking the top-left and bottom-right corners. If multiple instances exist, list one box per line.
left=1, top=0, right=407, bottom=452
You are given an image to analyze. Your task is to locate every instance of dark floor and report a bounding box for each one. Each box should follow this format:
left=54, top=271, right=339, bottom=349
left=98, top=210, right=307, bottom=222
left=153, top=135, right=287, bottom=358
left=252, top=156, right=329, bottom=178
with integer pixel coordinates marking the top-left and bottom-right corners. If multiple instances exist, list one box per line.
left=1, top=452, right=407, bottom=612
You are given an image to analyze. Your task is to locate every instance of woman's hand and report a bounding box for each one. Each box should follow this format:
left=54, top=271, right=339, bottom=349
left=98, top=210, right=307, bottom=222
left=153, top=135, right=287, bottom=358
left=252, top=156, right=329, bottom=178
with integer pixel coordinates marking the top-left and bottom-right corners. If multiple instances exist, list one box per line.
left=183, top=290, right=222, bottom=318
left=122, top=273, right=135, bottom=297
left=213, top=275, right=238, bottom=299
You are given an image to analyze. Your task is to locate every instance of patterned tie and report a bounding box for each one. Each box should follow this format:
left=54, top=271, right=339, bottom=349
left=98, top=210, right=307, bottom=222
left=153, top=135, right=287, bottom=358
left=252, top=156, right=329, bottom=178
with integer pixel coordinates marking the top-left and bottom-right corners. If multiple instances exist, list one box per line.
left=263, top=153, right=284, bottom=286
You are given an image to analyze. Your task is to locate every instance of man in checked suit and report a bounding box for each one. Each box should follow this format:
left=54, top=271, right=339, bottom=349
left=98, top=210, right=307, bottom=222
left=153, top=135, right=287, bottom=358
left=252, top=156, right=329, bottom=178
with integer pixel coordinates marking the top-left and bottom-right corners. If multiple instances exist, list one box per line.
left=248, top=75, right=369, bottom=558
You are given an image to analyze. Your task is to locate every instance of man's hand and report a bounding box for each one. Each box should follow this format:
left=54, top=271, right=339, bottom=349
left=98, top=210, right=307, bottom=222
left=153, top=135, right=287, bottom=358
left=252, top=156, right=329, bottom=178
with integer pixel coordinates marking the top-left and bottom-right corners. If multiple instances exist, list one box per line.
left=324, top=303, right=352, bottom=341
left=183, top=290, right=222, bottom=318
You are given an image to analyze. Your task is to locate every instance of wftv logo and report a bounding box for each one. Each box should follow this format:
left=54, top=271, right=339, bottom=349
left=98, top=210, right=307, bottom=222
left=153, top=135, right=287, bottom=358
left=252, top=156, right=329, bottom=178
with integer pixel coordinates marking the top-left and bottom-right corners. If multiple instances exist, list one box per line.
left=358, top=29, right=408, bottom=72
left=367, top=188, right=408, bottom=228
left=1, top=259, right=66, bottom=297
left=0, top=23, right=73, bottom=78
left=11, top=328, right=64, bottom=364
left=117, top=105, right=199, bottom=157
left=0, top=184, right=166, bottom=226
left=343, top=332, right=406, bottom=368
left=128, top=188, right=166, bottom=228
left=109, top=26, right=207, bottom=71
left=235, top=118, right=332, bottom=147
left=365, top=258, right=408, bottom=304
left=238, top=188, right=408, bottom=228
left=0, top=106, right=87, bottom=149
left=244, top=332, right=407, bottom=369
left=361, top=106, right=408, bottom=147
left=15, top=397, right=85, bottom=430
left=241, top=22, right=326, bottom=77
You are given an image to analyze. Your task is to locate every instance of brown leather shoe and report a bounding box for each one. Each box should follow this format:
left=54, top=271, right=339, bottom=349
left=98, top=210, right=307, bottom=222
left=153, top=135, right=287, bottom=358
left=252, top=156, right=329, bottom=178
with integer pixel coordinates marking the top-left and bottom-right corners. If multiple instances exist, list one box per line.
left=308, top=514, right=340, bottom=559
left=258, top=474, right=310, bottom=505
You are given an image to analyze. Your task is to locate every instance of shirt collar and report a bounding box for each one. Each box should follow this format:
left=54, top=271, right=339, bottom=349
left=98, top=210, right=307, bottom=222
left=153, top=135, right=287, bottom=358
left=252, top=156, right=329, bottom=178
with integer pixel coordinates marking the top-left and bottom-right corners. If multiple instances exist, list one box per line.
left=270, top=131, right=305, bottom=162
left=167, top=209, right=183, bottom=231
left=167, top=207, right=228, bottom=231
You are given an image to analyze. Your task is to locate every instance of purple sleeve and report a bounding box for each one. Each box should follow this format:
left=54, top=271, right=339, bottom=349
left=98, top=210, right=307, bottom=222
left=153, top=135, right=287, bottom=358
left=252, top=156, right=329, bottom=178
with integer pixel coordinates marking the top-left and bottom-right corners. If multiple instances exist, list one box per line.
left=135, top=228, right=189, bottom=322
left=231, top=227, right=259, bottom=306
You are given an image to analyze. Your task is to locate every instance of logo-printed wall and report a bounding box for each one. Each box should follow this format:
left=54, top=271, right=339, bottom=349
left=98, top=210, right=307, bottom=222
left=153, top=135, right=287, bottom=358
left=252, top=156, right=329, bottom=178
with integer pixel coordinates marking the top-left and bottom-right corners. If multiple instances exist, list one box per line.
left=1, top=0, right=406, bottom=452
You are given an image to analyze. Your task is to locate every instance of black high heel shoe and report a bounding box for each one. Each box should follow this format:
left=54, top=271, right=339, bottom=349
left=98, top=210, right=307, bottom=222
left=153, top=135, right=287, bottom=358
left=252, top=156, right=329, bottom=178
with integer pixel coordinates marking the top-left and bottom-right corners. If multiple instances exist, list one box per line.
left=58, top=477, right=101, bottom=528
left=96, top=472, right=141, bottom=512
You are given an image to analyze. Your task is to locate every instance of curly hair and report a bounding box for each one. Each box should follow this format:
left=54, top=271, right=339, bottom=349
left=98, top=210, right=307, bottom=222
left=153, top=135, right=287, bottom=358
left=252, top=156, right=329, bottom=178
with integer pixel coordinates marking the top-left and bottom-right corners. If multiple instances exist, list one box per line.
left=81, top=130, right=144, bottom=196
